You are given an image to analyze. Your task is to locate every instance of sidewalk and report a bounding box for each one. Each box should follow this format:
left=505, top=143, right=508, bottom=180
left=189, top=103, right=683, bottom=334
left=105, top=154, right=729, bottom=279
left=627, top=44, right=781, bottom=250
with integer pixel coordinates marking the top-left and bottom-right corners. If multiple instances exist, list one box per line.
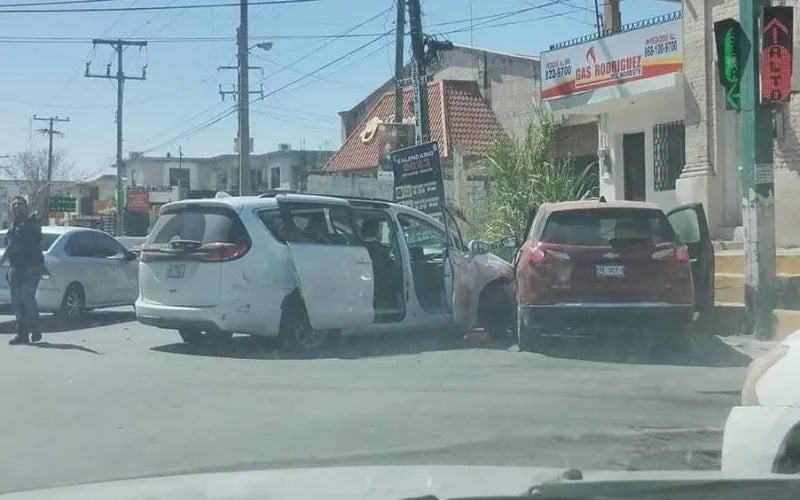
left=718, top=335, right=780, bottom=360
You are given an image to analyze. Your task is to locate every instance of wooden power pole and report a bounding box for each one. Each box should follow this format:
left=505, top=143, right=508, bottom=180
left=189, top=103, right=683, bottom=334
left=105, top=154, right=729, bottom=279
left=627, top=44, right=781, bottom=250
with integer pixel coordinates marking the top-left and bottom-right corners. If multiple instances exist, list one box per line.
left=85, top=39, right=147, bottom=236
left=32, top=115, right=70, bottom=222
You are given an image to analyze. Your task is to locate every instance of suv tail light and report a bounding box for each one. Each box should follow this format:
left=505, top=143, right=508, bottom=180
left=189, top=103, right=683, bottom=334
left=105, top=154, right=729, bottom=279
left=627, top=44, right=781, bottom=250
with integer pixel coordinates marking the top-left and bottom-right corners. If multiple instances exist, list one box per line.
left=526, top=244, right=570, bottom=266
left=652, top=245, right=690, bottom=263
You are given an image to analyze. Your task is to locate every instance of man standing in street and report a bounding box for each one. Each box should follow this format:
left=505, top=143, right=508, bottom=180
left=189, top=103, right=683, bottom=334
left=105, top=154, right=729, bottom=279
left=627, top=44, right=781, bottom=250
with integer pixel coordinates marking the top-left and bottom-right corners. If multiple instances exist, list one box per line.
left=0, top=196, right=44, bottom=345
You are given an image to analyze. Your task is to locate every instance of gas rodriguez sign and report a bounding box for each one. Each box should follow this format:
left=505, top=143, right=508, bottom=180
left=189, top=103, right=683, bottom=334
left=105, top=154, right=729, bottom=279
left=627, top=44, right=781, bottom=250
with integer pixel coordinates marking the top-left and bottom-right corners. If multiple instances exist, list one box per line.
left=541, top=19, right=682, bottom=100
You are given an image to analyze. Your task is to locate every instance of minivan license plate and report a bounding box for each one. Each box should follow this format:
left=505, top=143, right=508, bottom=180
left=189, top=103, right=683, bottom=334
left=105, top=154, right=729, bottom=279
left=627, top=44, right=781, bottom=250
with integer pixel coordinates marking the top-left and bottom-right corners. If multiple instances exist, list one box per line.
left=596, top=264, right=625, bottom=278
left=166, top=263, right=185, bottom=279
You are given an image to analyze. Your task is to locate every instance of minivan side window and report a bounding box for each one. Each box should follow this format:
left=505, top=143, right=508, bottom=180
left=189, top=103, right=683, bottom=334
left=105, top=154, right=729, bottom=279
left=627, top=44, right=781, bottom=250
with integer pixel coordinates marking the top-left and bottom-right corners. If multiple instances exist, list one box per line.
left=278, top=203, right=359, bottom=246
left=397, top=213, right=447, bottom=261
left=258, top=209, right=286, bottom=242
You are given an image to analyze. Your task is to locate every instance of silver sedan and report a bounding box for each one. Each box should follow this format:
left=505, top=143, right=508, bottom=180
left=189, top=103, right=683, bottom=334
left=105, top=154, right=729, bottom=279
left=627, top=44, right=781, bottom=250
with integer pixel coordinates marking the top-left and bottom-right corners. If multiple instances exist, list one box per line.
left=0, top=226, right=139, bottom=321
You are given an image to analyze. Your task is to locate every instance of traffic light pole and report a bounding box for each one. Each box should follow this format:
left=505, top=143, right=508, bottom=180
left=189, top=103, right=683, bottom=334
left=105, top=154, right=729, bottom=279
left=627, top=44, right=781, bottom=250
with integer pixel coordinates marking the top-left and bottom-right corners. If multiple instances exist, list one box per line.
left=740, top=0, right=777, bottom=339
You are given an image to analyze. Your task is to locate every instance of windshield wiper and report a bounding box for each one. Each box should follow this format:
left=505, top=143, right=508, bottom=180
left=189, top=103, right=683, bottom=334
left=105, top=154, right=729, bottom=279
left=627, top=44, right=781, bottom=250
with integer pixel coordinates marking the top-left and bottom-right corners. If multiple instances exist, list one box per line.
left=403, top=476, right=800, bottom=500
left=521, top=477, right=800, bottom=500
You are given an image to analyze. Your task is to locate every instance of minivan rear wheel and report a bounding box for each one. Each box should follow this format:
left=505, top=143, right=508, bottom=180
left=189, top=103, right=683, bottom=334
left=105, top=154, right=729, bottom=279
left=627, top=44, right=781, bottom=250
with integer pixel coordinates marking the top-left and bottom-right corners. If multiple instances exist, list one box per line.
left=280, top=299, right=328, bottom=352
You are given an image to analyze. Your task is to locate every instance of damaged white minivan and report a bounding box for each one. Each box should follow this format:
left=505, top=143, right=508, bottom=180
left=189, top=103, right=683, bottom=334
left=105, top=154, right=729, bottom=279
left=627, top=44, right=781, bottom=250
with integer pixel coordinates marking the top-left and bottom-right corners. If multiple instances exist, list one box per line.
left=135, top=193, right=515, bottom=351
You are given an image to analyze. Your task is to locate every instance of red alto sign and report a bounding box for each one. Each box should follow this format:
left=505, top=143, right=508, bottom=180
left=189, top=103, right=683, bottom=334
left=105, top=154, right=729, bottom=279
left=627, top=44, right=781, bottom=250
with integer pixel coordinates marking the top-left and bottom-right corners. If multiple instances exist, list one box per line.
left=761, top=6, right=794, bottom=103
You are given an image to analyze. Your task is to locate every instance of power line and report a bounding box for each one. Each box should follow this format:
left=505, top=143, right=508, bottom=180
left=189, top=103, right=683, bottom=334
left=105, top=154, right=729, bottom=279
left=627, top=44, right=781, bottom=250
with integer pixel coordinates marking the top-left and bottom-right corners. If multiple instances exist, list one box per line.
left=0, top=0, right=326, bottom=13
left=0, top=33, right=389, bottom=44
left=1, top=0, right=119, bottom=6
left=141, top=32, right=389, bottom=153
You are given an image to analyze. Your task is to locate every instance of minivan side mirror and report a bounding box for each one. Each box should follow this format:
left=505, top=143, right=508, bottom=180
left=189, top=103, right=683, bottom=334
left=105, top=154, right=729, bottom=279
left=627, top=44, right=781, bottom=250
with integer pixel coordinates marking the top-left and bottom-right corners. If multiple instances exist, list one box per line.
left=500, top=236, right=518, bottom=248
left=468, top=240, right=490, bottom=255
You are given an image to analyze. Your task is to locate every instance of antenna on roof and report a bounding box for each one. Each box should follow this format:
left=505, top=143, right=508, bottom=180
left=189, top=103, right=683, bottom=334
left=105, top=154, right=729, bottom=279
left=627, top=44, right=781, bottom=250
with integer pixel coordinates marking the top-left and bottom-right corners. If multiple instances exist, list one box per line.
left=599, top=196, right=607, bottom=203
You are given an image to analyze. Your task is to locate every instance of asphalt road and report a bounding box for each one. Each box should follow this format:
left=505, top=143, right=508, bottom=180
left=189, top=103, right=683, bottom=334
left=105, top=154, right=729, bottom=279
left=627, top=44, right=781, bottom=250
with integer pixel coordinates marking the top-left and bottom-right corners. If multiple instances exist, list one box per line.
left=0, top=309, right=751, bottom=494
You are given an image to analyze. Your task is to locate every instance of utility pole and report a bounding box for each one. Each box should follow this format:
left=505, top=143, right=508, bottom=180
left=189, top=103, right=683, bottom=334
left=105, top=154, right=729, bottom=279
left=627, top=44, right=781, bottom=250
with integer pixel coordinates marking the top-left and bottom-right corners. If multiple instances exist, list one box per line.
left=218, top=63, right=263, bottom=196
left=218, top=0, right=265, bottom=196
left=85, top=39, right=147, bottom=236
left=394, top=0, right=406, bottom=124
left=238, top=0, right=252, bottom=197
left=739, top=0, right=777, bottom=339
left=33, top=115, right=70, bottom=222
left=407, top=0, right=429, bottom=144
left=603, top=0, right=620, bottom=34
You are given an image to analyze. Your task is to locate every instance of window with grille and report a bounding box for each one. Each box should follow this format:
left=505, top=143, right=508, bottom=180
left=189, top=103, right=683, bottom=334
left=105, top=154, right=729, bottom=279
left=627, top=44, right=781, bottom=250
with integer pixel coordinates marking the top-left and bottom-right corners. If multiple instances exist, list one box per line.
left=652, top=121, right=685, bottom=191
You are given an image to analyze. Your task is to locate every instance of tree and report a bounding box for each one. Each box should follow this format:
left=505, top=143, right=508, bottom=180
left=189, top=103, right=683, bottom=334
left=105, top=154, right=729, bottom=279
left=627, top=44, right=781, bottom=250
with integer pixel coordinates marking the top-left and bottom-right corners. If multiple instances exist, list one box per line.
left=477, top=111, right=598, bottom=242
left=6, top=148, right=75, bottom=214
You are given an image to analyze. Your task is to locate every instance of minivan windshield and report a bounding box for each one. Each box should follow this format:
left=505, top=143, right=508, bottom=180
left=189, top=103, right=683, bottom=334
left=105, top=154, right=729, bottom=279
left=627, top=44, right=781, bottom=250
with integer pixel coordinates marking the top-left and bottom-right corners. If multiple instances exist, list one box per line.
left=148, top=205, right=247, bottom=245
left=541, top=208, right=677, bottom=246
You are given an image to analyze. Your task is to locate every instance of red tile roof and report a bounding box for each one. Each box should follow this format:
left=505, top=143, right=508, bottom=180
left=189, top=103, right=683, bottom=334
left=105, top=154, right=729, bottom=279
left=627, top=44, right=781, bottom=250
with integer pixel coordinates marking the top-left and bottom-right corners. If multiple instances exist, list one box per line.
left=323, top=80, right=506, bottom=173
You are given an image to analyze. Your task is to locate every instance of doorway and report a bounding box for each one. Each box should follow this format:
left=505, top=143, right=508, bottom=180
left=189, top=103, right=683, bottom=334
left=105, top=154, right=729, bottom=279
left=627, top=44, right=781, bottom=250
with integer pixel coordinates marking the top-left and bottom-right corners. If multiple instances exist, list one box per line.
left=623, top=132, right=646, bottom=201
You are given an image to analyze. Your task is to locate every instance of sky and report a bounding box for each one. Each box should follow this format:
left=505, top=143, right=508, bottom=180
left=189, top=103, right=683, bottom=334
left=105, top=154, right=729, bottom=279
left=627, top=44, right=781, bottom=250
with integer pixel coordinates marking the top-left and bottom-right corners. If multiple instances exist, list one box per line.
left=0, top=0, right=679, bottom=180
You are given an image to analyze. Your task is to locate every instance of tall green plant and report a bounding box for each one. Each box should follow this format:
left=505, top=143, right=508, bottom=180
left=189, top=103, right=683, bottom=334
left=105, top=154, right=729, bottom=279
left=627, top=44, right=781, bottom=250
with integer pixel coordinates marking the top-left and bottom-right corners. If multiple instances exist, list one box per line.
left=478, top=112, right=597, bottom=241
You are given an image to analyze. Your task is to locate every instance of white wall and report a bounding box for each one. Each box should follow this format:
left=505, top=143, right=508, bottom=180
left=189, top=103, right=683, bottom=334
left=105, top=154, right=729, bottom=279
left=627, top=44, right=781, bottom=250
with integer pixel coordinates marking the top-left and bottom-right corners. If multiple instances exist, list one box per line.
left=600, top=96, right=684, bottom=211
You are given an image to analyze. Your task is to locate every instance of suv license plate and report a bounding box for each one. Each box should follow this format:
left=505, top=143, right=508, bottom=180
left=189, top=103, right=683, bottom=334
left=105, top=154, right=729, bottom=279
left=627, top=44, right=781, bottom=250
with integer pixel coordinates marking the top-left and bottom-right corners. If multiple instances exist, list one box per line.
left=596, top=264, right=625, bottom=278
left=166, top=263, right=185, bottom=279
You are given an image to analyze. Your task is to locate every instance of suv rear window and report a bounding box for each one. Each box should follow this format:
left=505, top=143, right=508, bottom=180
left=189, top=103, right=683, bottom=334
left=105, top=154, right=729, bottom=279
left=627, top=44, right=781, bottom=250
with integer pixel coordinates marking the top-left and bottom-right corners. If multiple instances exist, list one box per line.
left=0, top=231, right=58, bottom=252
left=149, top=205, right=248, bottom=245
left=540, top=208, right=676, bottom=246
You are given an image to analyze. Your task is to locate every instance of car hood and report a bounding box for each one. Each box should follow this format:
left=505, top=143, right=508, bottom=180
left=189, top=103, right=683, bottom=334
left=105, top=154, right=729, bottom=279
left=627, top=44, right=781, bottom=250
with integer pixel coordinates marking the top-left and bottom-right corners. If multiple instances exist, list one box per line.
left=1, top=465, right=797, bottom=500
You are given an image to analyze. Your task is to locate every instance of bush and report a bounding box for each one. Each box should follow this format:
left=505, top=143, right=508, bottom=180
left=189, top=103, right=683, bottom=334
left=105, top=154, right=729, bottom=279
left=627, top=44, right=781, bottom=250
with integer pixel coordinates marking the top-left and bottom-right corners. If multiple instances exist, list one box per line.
left=477, top=112, right=597, bottom=242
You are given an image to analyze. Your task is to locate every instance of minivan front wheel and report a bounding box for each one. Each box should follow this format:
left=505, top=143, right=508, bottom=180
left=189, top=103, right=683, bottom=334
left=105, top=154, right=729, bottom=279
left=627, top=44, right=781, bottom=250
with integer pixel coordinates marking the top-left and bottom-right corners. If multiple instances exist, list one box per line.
left=280, top=300, right=328, bottom=352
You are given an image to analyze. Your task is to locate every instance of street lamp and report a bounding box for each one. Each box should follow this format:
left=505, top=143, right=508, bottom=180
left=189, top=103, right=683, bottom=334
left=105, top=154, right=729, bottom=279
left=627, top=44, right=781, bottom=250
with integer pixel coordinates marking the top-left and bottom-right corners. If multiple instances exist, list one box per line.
left=252, top=41, right=273, bottom=52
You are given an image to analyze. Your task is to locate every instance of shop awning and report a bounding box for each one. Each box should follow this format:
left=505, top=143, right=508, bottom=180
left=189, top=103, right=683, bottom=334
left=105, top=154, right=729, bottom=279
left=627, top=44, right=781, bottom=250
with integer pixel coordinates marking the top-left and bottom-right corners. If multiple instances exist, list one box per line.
left=544, top=72, right=684, bottom=115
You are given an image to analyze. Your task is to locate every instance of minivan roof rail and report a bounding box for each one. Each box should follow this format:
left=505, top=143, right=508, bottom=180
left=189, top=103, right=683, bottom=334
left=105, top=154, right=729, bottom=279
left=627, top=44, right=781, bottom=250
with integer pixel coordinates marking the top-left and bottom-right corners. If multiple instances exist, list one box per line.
left=258, top=188, right=298, bottom=197
left=258, top=191, right=393, bottom=206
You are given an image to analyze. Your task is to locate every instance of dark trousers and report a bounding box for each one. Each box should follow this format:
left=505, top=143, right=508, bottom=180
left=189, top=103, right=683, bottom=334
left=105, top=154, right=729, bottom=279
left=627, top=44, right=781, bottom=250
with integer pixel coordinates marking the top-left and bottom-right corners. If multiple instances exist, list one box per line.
left=9, top=265, right=41, bottom=336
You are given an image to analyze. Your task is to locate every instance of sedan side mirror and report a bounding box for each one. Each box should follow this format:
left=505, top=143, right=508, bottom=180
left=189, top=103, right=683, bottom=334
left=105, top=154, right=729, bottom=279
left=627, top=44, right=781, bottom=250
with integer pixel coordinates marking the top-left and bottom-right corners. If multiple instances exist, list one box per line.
left=468, top=239, right=490, bottom=255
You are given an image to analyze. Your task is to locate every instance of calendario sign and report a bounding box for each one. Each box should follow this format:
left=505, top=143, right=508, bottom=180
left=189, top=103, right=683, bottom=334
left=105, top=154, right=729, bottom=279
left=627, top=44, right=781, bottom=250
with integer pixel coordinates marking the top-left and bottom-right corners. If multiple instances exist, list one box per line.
left=761, top=6, right=794, bottom=103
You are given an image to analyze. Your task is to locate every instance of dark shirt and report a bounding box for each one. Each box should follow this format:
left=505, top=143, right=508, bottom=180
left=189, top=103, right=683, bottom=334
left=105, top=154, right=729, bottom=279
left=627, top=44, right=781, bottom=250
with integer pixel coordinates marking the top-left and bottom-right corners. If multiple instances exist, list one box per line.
left=6, top=214, right=44, bottom=269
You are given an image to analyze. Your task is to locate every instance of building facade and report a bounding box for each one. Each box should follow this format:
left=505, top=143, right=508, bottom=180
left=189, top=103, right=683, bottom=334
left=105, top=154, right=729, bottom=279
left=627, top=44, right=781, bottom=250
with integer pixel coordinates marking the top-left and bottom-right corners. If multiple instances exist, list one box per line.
left=125, top=146, right=334, bottom=196
left=337, top=44, right=597, bottom=160
left=543, top=1, right=800, bottom=247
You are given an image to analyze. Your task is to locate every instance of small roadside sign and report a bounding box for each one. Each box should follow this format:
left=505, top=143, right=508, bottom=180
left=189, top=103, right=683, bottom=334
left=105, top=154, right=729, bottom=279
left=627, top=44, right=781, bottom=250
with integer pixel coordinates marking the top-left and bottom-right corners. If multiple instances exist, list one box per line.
left=49, top=196, right=76, bottom=213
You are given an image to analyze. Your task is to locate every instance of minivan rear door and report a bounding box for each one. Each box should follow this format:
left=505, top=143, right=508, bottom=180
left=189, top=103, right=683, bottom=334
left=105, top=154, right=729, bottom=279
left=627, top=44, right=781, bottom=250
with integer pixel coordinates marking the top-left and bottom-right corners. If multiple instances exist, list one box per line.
left=276, top=198, right=374, bottom=330
left=667, top=202, right=715, bottom=312
left=139, top=203, right=251, bottom=307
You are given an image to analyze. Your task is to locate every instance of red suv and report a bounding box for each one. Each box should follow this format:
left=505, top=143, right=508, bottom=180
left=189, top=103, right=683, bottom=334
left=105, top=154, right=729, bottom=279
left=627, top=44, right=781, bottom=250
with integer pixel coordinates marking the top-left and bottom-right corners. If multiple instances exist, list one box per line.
left=513, top=199, right=714, bottom=352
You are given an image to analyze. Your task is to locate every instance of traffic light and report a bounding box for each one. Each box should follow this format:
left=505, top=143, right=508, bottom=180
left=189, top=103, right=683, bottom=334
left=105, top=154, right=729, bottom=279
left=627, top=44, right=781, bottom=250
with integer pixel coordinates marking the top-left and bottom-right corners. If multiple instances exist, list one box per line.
left=714, top=18, right=744, bottom=110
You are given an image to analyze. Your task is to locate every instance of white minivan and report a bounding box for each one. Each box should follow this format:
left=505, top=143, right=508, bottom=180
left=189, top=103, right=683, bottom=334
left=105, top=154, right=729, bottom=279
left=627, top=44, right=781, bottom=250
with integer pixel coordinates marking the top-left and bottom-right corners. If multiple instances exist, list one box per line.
left=135, top=193, right=515, bottom=351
